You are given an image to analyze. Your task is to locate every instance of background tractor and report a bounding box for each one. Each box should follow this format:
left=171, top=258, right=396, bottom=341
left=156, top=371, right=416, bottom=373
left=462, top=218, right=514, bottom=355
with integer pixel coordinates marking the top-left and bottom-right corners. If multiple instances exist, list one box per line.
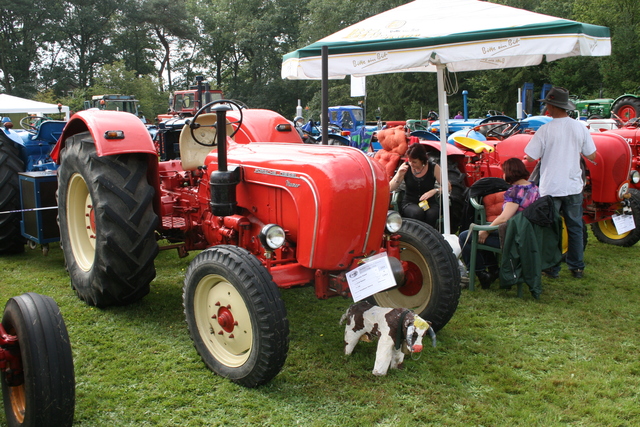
left=83, top=94, right=141, bottom=116
left=0, top=116, right=65, bottom=254
left=426, top=125, right=640, bottom=247
left=50, top=100, right=461, bottom=387
left=574, top=93, right=640, bottom=122
left=156, top=76, right=224, bottom=122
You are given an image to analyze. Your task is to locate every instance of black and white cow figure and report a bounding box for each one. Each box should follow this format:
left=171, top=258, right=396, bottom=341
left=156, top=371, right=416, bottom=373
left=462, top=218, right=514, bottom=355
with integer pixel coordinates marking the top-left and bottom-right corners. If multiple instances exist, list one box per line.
left=340, top=301, right=436, bottom=376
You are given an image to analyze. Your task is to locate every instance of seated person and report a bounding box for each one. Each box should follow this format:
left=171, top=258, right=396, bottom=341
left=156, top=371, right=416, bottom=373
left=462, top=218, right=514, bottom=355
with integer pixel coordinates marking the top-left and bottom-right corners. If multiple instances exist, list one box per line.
left=389, top=143, right=449, bottom=228
left=459, top=157, right=540, bottom=288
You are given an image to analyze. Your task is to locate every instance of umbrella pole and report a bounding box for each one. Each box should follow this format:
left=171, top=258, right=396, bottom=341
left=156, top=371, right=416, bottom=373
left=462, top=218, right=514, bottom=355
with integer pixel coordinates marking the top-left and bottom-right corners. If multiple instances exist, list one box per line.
left=436, top=64, right=451, bottom=235
left=321, top=46, right=329, bottom=145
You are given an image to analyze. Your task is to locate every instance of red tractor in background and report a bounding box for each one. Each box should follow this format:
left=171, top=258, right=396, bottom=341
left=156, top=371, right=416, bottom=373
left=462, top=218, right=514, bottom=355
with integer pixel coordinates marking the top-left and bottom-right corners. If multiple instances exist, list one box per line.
left=414, top=119, right=640, bottom=247
left=156, top=76, right=224, bottom=122
left=50, top=100, right=460, bottom=387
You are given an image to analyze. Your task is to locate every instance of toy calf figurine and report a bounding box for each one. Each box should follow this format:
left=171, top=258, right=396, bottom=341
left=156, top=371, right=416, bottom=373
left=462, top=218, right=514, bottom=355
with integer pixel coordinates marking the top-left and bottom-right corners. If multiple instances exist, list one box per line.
left=340, top=301, right=436, bottom=376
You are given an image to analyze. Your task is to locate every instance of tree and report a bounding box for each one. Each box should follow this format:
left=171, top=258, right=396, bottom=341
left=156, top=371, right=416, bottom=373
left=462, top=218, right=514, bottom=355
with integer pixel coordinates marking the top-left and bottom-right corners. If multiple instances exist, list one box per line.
left=89, top=62, right=167, bottom=118
left=60, top=0, right=121, bottom=88
left=0, top=0, right=65, bottom=96
left=574, top=0, right=640, bottom=95
left=134, top=0, right=198, bottom=90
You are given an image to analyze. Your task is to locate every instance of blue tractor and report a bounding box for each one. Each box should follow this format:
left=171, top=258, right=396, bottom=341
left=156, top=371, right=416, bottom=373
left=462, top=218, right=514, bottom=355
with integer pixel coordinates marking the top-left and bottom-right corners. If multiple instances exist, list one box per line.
left=0, top=115, right=65, bottom=254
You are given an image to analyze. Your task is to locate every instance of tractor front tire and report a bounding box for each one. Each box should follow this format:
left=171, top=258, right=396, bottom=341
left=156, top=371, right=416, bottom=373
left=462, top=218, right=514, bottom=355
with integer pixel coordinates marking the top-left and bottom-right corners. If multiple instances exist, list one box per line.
left=368, top=219, right=461, bottom=332
left=591, top=189, right=640, bottom=247
left=1, top=293, right=75, bottom=427
left=0, top=134, right=25, bottom=254
left=183, top=246, right=289, bottom=388
left=612, top=97, right=640, bottom=123
left=57, top=132, right=159, bottom=307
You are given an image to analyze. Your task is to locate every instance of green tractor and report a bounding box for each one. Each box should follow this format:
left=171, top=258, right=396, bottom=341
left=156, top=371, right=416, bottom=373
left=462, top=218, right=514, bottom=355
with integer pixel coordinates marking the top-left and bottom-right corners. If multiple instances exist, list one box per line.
left=575, top=93, right=640, bottom=122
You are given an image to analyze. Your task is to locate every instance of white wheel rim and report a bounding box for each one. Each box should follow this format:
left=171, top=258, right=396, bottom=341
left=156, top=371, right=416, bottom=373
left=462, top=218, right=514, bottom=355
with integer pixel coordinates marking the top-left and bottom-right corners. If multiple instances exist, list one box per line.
left=194, top=274, right=253, bottom=367
left=375, top=242, right=433, bottom=312
left=67, top=173, right=95, bottom=271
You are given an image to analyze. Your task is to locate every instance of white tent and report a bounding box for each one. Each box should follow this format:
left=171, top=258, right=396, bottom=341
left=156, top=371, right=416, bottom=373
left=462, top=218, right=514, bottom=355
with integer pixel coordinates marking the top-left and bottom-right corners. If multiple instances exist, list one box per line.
left=0, top=93, right=70, bottom=120
left=282, top=0, right=611, bottom=235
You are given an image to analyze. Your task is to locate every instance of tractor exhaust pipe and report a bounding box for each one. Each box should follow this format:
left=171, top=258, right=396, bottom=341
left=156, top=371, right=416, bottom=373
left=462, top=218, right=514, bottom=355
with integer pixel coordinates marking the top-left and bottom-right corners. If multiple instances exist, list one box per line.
left=209, top=104, right=239, bottom=217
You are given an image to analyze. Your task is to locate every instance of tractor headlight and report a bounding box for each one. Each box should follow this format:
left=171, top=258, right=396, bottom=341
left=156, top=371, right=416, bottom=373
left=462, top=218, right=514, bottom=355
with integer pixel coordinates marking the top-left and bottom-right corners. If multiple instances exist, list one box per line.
left=386, top=210, right=402, bottom=233
left=259, top=224, right=286, bottom=250
left=618, top=182, right=630, bottom=200
left=630, top=170, right=640, bottom=184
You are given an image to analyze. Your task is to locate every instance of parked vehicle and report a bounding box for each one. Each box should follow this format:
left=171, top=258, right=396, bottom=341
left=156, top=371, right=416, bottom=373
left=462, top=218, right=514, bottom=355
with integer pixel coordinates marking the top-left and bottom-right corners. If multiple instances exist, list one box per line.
left=50, top=100, right=461, bottom=387
left=574, top=94, right=640, bottom=122
left=157, top=76, right=224, bottom=122
left=296, top=118, right=352, bottom=146
left=592, top=117, right=640, bottom=245
left=417, top=126, right=640, bottom=246
left=1, top=292, right=75, bottom=427
left=0, top=116, right=64, bottom=254
left=84, top=94, right=141, bottom=116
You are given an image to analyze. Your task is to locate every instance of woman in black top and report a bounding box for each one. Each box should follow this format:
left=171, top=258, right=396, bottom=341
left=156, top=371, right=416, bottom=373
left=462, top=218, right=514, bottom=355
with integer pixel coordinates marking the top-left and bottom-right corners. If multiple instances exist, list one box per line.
left=389, top=143, right=447, bottom=228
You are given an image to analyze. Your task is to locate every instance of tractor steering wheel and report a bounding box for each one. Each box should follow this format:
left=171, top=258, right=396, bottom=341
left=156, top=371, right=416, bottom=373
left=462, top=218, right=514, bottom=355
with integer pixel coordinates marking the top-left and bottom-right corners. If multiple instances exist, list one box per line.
left=485, top=121, right=521, bottom=140
left=20, top=115, right=48, bottom=134
left=189, top=99, right=244, bottom=146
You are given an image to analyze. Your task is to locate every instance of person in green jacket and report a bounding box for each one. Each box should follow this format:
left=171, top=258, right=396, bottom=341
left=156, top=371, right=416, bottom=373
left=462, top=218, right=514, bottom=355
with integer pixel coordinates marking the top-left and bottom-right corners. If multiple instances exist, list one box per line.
left=459, top=158, right=539, bottom=288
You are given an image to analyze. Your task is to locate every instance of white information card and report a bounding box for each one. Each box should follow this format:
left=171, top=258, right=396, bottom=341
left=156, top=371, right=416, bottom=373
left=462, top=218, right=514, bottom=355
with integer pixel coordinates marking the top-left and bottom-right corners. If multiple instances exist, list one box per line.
left=612, top=213, right=636, bottom=234
left=346, top=253, right=397, bottom=302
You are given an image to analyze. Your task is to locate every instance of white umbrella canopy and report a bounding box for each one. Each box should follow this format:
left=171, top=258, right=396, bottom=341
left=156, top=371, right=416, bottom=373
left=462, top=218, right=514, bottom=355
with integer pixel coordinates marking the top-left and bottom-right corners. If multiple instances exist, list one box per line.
left=282, top=0, right=610, bottom=79
left=0, top=94, right=70, bottom=120
left=282, top=0, right=611, bottom=234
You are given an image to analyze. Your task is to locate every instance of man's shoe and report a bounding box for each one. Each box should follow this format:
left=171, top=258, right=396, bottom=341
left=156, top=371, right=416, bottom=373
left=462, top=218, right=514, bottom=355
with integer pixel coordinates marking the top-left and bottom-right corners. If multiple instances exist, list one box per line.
left=542, top=269, right=559, bottom=279
left=476, top=270, right=494, bottom=289
left=571, top=269, right=584, bottom=279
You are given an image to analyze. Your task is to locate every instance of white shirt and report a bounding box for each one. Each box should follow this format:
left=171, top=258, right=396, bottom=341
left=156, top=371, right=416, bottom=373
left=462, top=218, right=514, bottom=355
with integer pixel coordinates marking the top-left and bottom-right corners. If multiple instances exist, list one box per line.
left=524, top=117, right=596, bottom=197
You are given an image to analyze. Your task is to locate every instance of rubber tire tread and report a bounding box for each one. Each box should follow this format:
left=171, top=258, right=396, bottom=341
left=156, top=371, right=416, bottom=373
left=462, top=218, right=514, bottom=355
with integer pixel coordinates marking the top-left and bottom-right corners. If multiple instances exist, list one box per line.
left=0, top=133, right=25, bottom=254
left=58, top=132, right=159, bottom=307
left=1, top=293, right=75, bottom=427
left=612, top=97, right=640, bottom=122
left=369, top=219, right=461, bottom=332
left=183, top=246, right=289, bottom=388
left=591, top=188, right=640, bottom=247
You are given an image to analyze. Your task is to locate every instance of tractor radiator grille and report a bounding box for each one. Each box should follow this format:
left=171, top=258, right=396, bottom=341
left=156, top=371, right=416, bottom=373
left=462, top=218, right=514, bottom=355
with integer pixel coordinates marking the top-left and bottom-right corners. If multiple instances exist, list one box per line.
left=162, top=216, right=187, bottom=229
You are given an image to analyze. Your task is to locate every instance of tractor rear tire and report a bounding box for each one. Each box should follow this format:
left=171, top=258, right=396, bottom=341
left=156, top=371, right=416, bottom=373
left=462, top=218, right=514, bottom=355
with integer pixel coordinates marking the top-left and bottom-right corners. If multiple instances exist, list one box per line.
left=0, top=134, right=25, bottom=254
left=368, top=219, right=461, bottom=332
left=612, top=97, right=640, bottom=123
left=183, top=246, right=289, bottom=388
left=57, top=132, right=159, bottom=307
left=591, top=189, right=640, bottom=247
left=1, top=293, right=75, bottom=427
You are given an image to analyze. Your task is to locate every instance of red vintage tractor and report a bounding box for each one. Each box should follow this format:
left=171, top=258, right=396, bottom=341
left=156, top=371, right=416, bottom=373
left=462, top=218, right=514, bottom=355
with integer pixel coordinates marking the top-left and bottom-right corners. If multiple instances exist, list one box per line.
left=50, top=100, right=460, bottom=387
left=420, top=120, right=640, bottom=247
left=593, top=117, right=640, bottom=245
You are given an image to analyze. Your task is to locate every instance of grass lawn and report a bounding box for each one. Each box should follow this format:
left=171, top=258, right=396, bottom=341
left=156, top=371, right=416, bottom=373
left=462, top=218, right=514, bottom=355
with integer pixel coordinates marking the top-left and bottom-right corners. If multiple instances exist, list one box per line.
left=1, top=232, right=639, bottom=426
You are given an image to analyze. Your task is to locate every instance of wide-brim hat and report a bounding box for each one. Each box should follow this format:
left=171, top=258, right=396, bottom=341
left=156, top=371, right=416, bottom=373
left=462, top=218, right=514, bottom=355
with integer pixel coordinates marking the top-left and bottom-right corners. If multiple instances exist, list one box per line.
left=538, top=87, right=576, bottom=110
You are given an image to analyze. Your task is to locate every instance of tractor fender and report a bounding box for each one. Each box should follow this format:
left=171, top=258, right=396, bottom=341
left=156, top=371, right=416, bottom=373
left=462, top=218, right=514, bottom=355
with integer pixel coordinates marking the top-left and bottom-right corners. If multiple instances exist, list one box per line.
left=51, top=109, right=156, bottom=163
left=589, top=132, right=632, bottom=203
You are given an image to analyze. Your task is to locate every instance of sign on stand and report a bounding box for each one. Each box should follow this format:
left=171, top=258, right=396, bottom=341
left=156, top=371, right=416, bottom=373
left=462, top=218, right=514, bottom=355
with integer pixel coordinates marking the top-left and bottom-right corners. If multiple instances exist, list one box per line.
left=346, top=253, right=396, bottom=302
left=612, top=213, right=636, bottom=234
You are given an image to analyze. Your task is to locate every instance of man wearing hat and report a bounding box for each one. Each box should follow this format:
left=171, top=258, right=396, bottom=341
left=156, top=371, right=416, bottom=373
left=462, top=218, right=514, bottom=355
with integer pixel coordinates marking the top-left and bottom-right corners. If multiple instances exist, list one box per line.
left=524, top=87, right=597, bottom=279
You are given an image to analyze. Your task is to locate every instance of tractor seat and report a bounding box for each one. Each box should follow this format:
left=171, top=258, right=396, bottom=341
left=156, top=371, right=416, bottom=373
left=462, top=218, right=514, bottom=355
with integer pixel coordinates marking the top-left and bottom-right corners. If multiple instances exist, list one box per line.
left=179, top=113, right=234, bottom=170
left=453, top=136, right=494, bottom=153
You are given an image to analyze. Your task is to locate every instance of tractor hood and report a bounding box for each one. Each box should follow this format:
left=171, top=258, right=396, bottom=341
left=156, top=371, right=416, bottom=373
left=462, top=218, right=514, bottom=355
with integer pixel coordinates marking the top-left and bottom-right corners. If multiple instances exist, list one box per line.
left=205, top=142, right=390, bottom=270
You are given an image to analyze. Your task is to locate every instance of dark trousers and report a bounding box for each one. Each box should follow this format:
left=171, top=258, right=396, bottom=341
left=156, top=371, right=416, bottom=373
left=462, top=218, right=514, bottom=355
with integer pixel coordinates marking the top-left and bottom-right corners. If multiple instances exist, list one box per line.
left=402, top=202, right=439, bottom=228
left=459, top=229, right=500, bottom=272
